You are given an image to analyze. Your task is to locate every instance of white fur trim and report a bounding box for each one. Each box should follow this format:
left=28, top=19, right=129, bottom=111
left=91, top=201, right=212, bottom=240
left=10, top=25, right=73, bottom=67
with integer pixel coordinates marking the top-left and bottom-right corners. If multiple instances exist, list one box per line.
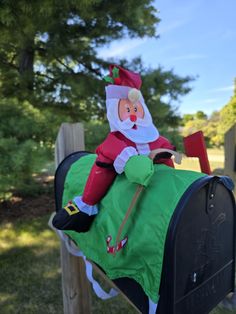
left=73, top=196, right=98, bottom=216
left=136, top=143, right=150, bottom=156
left=113, top=146, right=138, bottom=174
left=106, top=85, right=134, bottom=100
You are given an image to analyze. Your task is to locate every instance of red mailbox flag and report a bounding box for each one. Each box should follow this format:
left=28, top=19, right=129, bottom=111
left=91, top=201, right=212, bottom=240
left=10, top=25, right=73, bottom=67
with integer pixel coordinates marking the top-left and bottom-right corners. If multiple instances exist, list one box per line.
left=183, top=131, right=211, bottom=175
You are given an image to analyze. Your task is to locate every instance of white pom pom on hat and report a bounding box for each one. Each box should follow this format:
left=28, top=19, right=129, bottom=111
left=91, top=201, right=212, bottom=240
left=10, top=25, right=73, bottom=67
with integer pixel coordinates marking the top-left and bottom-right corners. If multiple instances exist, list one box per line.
left=128, top=88, right=142, bottom=103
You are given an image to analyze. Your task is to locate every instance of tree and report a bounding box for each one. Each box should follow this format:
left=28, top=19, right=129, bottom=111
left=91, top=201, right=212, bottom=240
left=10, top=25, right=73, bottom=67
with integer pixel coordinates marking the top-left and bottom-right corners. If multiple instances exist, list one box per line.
left=204, top=82, right=236, bottom=147
left=0, top=1, right=192, bottom=123
left=203, top=111, right=221, bottom=147
left=182, top=113, right=195, bottom=125
left=0, top=0, right=194, bottom=197
left=0, top=96, right=74, bottom=197
left=182, top=117, right=208, bottom=137
left=195, top=110, right=207, bottom=120
left=181, top=80, right=236, bottom=147
left=0, top=1, right=158, bottom=112
left=219, top=93, right=236, bottom=134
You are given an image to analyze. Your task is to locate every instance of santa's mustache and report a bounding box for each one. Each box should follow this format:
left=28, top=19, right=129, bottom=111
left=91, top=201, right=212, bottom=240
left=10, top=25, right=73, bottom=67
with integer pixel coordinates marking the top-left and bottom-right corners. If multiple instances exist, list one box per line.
left=117, top=115, right=152, bottom=130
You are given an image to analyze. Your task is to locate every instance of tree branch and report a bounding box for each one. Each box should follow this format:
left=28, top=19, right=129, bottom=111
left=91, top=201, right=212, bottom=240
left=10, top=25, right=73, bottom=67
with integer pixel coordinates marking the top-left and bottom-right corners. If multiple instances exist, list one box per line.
left=35, top=71, right=56, bottom=81
left=0, top=58, right=18, bottom=70
left=80, top=62, right=102, bottom=77
left=35, top=46, right=47, bottom=54
left=55, top=58, right=75, bottom=74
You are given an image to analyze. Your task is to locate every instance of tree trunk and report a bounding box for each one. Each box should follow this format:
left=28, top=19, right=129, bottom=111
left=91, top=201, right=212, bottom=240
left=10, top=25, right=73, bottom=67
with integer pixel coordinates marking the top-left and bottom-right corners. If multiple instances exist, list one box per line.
left=19, top=41, right=35, bottom=91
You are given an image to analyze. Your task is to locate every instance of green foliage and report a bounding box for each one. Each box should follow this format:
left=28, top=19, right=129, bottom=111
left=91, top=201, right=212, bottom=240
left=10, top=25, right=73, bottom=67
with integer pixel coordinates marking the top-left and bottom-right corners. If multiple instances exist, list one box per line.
left=0, top=1, right=194, bottom=196
left=84, top=121, right=110, bottom=152
left=0, top=1, right=191, bottom=123
left=182, top=116, right=208, bottom=137
left=203, top=96, right=236, bottom=147
left=0, top=0, right=159, bottom=110
left=162, top=129, right=184, bottom=151
left=0, top=98, right=71, bottom=197
left=195, top=110, right=207, bottom=120
left=218, top=94, right=236, bottom=136
left=181, top=113, right=195, bottom=125
left=181, top=86, right=236, bottom=147
left=201, top=111, right=222, bottom=147
left=0, top=137, right=46, bottom=198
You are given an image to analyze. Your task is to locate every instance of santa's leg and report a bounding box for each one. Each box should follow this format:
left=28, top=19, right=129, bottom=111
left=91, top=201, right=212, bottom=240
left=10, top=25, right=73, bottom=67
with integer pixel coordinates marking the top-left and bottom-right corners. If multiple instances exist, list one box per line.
left=52, top=163, right=116, bottom=232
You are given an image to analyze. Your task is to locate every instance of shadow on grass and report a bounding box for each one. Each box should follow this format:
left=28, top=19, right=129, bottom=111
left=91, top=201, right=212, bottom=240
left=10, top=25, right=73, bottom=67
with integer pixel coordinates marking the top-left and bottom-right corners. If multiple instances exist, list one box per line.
left=0, top=214, right=233, bottom=314
left=0, top=214, right=137, bottom=314
left=0, top=244, right=63, bottom=314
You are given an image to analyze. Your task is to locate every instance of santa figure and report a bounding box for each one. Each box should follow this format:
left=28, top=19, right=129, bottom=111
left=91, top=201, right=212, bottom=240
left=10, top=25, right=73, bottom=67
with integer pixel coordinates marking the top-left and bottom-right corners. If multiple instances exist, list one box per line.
left=53, top=65, right=175, bottom=232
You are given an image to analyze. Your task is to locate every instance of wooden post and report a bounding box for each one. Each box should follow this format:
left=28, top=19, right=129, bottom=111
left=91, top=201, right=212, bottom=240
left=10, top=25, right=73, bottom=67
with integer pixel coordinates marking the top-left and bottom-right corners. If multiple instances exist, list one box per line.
left=224, top=124, right=236, bottom=194
left=222, top=124, right=236, bottom=311
left=55, top=123, right=92, bottom=314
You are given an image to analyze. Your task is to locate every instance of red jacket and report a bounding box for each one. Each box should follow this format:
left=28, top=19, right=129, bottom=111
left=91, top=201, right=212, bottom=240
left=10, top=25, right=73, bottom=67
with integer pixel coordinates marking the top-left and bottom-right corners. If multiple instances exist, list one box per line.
left=96, top=131, right=175, bottom=167
left=83, top=131, right=175, bottom=205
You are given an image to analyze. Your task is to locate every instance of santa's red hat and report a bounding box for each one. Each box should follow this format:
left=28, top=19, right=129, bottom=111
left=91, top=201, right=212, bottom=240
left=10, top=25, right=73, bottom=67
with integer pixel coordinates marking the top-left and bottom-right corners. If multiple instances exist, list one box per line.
left=105, top=65, right=142, bottom=102
left=105, top=65, right=142, bottom=89
left=104, top=65, right=159, bottom=143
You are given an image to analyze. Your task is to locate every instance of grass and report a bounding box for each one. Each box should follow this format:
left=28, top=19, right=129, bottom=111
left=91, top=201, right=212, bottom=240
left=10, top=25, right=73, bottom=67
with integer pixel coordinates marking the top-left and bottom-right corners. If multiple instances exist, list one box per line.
left=0, top=147, right=234, bottom=313
left=175, top=148, right=225, bottom=173
left=0, top=215, right=233, bottom=314
left=0, top=216, right=62, bottom=314
left=0, top=215, right=136, bottom=314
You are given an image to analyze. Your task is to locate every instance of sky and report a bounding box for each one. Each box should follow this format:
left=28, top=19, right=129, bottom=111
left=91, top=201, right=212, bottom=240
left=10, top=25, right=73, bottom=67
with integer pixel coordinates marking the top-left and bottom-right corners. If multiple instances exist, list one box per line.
left=97, top=0, right=236, bottom=116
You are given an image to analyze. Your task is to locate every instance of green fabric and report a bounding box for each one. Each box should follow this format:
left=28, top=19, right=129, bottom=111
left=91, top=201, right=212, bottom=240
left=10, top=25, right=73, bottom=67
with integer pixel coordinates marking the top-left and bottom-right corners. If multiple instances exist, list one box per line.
left=124, top=155, right=154, bottom=187
left=63, top=154, right=205, bottom=302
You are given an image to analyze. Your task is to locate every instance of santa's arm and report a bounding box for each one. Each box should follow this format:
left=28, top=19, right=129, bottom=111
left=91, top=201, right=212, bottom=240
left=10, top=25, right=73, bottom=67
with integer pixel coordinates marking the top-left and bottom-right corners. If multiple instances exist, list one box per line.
left=96, top=133, right=138, bottom=173
left=150, top=136, right=176, bottom=168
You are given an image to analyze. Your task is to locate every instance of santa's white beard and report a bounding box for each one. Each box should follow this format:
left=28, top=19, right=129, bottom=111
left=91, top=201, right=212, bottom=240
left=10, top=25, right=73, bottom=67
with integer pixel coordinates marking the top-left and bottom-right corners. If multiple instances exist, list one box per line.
left=116, top=123, right=159, bottom=144
left=107, top=99, right=159, bottom=144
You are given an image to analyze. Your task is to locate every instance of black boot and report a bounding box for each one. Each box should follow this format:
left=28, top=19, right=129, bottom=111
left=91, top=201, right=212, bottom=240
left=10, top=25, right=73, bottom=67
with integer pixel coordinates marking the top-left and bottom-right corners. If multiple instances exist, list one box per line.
left=52, top=202, right=95, bottom=233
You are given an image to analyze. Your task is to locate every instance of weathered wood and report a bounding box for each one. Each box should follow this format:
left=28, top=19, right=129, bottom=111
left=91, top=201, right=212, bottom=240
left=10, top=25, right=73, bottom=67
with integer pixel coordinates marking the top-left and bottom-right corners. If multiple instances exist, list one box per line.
left=224, top=124, right=236, bottom=194
left=55, top=122, right=85, bottom=166
left=55, top=122, right=91, bottom=314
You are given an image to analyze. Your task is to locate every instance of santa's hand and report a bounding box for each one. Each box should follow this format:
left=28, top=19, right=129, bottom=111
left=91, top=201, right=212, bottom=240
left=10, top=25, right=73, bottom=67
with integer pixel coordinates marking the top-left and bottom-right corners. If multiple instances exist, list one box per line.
left=124, top=155, right=154, bottom=187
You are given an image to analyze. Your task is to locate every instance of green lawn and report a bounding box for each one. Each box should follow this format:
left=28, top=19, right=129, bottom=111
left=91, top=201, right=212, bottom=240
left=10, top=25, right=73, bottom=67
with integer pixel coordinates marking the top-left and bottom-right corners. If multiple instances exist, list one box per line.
left=0, top=216, right=62, bottom=314
left=175, top=148, right=224, bottom=173
left=0, top=215, right=136, bottom=314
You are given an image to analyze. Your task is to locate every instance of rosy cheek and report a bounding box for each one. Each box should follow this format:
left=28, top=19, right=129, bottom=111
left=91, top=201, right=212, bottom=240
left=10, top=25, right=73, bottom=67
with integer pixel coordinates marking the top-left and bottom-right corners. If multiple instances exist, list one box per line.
left=119, top=111, right=130, bottom=121
left=136, top=110, right=143, bottom=118
left=136, top=105, right=144, bottom=119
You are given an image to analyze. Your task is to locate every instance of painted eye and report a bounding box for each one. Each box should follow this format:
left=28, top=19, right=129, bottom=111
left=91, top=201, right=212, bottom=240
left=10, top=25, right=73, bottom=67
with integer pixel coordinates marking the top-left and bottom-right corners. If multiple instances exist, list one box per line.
left=134, top=107, right=137, bottom=112
left=126, top=107, right=130, bottom=113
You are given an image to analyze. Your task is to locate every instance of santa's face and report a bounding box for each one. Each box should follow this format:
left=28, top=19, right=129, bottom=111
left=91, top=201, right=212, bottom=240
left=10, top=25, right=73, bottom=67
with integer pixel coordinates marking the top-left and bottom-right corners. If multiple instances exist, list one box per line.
left=118, top=99, right=144, bottom=122
left=106, top=86, right=159, bottom=143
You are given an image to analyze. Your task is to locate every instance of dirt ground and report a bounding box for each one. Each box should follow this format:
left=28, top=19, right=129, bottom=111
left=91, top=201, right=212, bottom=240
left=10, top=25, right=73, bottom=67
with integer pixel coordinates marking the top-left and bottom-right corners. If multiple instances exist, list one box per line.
left=0, top=191, right=55, bottom=223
